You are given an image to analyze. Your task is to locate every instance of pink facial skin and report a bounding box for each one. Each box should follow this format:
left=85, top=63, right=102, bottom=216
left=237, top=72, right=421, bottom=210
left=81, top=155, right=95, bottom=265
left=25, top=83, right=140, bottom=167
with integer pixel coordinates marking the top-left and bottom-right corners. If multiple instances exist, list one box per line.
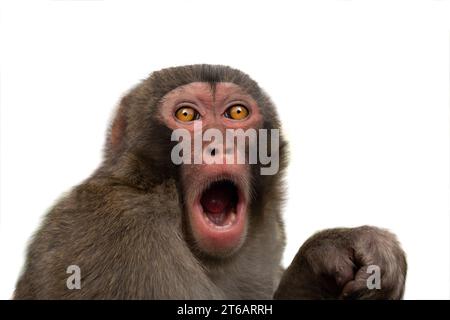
left=159, top=82, right=263, bottom=132
left=159, top=82, right=263, bottom=256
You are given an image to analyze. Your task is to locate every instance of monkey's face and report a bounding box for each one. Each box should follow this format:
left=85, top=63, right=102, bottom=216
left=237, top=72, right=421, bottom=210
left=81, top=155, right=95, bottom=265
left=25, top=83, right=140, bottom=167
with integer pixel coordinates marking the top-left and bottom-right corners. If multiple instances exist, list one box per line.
left=159, top=82, right=264, bottom=257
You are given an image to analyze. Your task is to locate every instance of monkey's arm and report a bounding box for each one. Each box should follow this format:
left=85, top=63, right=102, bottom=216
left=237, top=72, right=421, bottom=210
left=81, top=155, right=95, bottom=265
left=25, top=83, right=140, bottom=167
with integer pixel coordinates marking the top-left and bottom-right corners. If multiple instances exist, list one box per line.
left=273, top=226, right=407, bottom=299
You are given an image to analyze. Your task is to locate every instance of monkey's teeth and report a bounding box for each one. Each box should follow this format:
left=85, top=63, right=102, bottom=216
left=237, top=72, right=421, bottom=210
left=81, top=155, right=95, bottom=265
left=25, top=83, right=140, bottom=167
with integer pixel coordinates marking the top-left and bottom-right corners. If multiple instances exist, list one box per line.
left=209, top=212, right=226, bottom=225
left=229, top=211, right=237, bottom=223
left=205, top=210, right=237, bottom=228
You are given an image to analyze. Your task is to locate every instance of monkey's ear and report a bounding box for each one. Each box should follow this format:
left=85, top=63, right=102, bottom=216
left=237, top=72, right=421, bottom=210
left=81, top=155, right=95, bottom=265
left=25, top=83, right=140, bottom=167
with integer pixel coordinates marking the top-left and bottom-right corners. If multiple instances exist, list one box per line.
left=108, top=95, right=130, bottom=153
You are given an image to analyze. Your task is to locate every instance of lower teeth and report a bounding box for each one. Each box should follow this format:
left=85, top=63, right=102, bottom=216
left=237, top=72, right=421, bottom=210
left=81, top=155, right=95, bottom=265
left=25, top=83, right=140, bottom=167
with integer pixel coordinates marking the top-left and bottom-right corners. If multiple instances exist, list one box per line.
left=210, top=213, right=225, bottom=225
left=207, top=211, right=236, bottom=227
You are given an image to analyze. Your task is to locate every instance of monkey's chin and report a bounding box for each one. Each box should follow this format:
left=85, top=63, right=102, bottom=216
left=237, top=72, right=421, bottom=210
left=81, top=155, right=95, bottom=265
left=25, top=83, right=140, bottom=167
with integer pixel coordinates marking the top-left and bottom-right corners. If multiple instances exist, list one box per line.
left=190, top=179, right=248, bottom=257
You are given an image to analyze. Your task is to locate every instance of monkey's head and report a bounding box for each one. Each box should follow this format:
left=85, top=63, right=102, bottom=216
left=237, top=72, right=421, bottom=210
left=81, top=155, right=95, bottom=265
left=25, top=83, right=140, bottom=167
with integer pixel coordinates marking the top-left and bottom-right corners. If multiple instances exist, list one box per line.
left=104, top=65, right=287, bottom=258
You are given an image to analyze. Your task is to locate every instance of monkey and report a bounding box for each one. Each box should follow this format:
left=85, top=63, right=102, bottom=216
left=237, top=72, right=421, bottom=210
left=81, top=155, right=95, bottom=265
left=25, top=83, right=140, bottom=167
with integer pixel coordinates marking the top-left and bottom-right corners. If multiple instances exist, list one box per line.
left=14, top=64, right=406, bottom=299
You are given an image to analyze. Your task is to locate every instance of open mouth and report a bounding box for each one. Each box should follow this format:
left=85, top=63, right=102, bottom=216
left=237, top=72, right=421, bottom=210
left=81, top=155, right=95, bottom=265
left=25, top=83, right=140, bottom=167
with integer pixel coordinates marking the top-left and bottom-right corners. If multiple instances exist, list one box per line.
left=190, top=177, right=247, bottom=254
left=200, top=180, right=239, bottom=227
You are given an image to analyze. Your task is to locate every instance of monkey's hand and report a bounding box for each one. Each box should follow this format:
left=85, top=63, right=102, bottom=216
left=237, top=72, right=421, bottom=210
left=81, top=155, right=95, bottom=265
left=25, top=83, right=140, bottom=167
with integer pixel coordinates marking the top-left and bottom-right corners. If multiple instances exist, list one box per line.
left=274, top=226, right=407, bottom=300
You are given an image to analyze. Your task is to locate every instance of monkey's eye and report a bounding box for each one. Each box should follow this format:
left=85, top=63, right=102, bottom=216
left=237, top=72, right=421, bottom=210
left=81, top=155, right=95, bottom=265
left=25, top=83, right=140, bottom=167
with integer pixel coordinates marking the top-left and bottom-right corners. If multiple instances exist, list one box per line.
left=224, top=105, right=249, bottom=120
left=175, top=107, right=199, bottom=122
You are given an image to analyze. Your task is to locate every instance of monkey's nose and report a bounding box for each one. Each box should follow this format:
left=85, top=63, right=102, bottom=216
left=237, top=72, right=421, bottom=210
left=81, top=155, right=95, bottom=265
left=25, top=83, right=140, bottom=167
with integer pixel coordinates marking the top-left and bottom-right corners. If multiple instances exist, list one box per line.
left=207, top=146, right=233, bottom=157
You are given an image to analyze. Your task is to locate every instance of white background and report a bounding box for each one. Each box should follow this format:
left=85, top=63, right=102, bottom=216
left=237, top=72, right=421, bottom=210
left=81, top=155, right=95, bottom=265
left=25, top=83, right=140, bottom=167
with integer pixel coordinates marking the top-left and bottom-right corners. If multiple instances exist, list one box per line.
left=0, top=0, right=449, bottom=299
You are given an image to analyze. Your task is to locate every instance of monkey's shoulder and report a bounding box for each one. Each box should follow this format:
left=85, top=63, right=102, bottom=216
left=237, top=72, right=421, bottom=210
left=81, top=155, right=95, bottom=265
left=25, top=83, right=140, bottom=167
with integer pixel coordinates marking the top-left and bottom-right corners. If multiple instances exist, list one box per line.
left=45, top=177, right=181, bottom=226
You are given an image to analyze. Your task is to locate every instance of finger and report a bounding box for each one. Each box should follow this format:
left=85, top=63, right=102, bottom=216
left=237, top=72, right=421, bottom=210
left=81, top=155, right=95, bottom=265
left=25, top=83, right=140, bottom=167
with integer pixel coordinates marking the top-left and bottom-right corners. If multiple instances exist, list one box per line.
left=340, top=267, right=371, bottom=299
left=335, top=262, right=355, bottom=288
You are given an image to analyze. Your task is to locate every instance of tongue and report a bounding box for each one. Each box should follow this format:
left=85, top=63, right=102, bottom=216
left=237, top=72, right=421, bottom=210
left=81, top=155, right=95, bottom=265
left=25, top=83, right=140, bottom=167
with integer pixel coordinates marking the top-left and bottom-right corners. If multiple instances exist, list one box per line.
left=200, top=186, right=233, bottom=214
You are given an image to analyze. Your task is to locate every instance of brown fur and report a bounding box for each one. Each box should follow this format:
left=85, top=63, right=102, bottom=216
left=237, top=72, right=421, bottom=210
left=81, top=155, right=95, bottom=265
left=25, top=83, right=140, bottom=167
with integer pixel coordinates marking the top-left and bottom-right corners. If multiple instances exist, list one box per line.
left=274, top=226, right=407, bottom=299
left=14, top=65, right=287, bottom=299
left=14, top=65, right=406, bottom=299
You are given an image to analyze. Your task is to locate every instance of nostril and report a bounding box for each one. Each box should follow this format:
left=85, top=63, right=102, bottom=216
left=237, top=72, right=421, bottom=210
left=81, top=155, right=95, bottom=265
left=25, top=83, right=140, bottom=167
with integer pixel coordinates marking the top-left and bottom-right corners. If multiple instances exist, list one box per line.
left=210, top=148, right=216, bottom=156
